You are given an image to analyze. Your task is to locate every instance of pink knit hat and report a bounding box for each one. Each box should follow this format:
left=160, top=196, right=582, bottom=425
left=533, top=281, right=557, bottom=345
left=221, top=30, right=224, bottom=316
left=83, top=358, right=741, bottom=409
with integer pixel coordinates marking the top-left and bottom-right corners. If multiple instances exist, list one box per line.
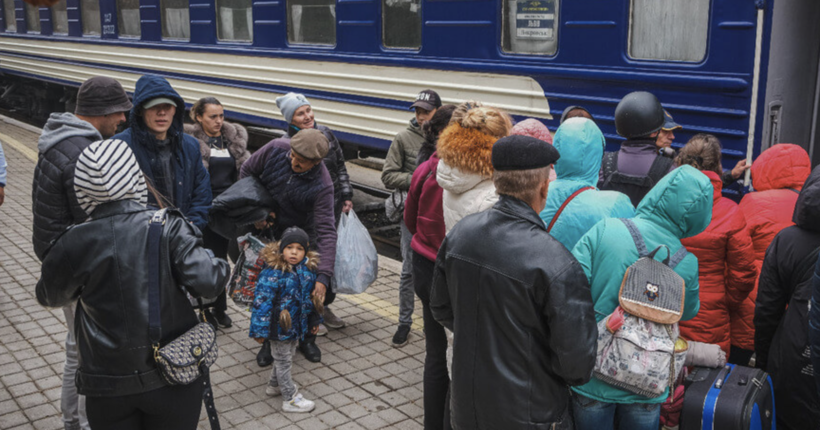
left=511, top=119, right=553, bottom=145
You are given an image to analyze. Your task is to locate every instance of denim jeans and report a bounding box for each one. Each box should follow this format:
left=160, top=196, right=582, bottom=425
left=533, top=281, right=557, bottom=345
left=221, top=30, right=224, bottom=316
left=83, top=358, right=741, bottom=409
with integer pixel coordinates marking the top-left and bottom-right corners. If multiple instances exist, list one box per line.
left=572, top=393, right=660, bottom=430
left=62, top=303, right=90, bottom=430
left=269, top=340, right=298, bottom=401
left=398, top=220, right=415, bottom=326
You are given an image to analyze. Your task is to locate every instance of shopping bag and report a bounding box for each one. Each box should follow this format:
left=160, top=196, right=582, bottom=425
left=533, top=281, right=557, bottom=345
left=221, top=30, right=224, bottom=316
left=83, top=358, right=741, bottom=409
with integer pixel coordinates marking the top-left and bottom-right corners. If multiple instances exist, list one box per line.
left=227, top=233, right=269, bottom=309
left=333, top=209, right=378, bottom=295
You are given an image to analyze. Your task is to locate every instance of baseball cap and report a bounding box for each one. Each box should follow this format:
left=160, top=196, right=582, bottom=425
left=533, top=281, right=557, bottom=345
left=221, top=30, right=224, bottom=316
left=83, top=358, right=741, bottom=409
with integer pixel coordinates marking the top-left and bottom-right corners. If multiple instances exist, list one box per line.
left=409, top=89, right=442, bottom=111
left=143, top=97, right=177, bottom=109
left=662, top=109, right=682, bottom=131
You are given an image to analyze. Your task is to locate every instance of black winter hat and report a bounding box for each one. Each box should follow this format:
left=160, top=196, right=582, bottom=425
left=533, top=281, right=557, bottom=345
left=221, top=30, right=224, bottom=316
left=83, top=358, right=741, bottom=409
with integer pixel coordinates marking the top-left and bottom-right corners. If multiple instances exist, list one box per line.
left=491, top=135, right=560, bottom=171
left=279, top=227, right=310, bottom=253
left=75, top=76, right=133, bottom=117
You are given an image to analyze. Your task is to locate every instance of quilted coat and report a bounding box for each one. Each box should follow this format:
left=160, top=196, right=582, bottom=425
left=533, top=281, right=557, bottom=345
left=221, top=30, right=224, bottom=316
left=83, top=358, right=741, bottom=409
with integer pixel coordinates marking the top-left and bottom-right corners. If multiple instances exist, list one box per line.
left=679, top=170, right=757, bottom=354
left=539, top=118, right=634, bottom=250
left=733, top=143, right=811, bottom=350
left=571, top=165, right=711, bottom=404
left=404, top=153, right=445, bottom=263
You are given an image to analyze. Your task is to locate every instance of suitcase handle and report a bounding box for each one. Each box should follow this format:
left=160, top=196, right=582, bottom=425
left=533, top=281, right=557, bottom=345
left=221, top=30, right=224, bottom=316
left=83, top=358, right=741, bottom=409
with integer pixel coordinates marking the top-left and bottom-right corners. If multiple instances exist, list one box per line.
left=714, top=365, right=732, bottom=389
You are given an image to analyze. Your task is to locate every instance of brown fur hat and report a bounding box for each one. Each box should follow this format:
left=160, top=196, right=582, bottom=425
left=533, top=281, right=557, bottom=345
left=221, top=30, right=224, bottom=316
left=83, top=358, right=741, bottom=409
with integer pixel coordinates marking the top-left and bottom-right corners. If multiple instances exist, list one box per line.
left=258, top=241, right=320, bottom=273
left=436, top=123, right=498, bottom=178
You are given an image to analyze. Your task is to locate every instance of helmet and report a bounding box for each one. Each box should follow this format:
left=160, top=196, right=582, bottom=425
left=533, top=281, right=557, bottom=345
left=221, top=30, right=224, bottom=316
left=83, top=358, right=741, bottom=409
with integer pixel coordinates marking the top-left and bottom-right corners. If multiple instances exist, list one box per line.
left=614, top=91, right=665, bottom=139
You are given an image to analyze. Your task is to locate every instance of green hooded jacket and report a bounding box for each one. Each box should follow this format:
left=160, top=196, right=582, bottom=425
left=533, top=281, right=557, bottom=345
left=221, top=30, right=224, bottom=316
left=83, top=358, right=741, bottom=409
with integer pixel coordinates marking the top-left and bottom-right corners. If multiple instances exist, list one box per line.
left=570, top=164, right=712, bottom=404
left=382, top=118, right=424, bottom=191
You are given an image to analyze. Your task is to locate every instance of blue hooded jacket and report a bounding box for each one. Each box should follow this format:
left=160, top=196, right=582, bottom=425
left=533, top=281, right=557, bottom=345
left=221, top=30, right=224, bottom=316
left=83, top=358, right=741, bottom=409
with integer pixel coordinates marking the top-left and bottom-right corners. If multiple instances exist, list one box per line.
left=112, top=75, right=211, bottom=229
left=540, top=118, right=635, bottom=249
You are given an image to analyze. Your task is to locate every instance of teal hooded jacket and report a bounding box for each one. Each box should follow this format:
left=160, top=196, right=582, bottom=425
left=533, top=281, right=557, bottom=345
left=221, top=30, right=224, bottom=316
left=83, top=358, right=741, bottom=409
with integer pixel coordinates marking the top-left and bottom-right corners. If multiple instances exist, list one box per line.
left=540, top=118, right=635, bottom=250
left=570, top=164, right=712, bottom=404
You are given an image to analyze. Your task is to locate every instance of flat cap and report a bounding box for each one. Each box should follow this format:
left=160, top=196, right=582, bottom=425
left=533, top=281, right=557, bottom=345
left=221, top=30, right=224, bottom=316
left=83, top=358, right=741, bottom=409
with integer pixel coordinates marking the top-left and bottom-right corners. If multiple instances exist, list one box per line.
left=290, top=128, right=329, bottom=160
left=491, top=135, right=560, bottom=171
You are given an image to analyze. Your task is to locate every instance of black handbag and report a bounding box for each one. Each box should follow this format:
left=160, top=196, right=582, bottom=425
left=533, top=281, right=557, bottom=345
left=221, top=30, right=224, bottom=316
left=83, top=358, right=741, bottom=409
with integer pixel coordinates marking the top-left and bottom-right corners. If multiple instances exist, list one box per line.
left=147, top=209, right=222, bottom=430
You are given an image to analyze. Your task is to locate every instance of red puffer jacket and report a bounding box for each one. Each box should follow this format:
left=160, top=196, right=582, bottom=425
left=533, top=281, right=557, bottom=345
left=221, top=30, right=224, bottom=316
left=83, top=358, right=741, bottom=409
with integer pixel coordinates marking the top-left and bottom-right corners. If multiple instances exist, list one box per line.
left=733, top=143, right=811, bottom=350
left=404, top=153, right=445, bottom=262
left=680, top=170, right=757, bottom=355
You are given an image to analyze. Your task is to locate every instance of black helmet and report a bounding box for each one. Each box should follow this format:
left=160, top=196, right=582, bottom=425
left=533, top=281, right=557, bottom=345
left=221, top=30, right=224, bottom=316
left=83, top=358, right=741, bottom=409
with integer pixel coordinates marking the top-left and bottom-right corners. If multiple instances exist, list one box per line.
left=614, top=91, right=664, bottom=139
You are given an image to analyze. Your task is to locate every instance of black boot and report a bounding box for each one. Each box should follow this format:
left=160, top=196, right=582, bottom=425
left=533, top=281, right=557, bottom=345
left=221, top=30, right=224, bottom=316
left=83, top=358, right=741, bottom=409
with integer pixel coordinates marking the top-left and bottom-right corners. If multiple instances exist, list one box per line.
left=299, top=338, right=322, bottom=363
left=212, top=309, right=233, bottom=328
left=257, top=340, right=273, bottom=367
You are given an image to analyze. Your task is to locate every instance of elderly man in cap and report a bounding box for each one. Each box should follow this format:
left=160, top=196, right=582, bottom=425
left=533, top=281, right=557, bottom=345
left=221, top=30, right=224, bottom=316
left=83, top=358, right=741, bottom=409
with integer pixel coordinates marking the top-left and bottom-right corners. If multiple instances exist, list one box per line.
left=32, top=75, right=132, bottom=430
left=112, top=74, right=212, bottom=230
left=430, top=135, right=597, bottom=430
left=241, top=128, right=337, bottom=364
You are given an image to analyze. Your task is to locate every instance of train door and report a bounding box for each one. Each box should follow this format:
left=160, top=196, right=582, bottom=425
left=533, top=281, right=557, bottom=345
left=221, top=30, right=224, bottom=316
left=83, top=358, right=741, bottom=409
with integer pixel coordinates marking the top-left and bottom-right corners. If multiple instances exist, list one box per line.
left=760, top=0, right=820, bottom=166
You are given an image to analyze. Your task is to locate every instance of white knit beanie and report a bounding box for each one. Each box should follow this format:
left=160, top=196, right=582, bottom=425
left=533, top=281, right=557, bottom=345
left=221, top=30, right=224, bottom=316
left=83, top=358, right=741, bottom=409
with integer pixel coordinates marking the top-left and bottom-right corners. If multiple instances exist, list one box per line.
left=275, top=92, right=311, bottom=125
left=74, top=139, right=148, bottom=215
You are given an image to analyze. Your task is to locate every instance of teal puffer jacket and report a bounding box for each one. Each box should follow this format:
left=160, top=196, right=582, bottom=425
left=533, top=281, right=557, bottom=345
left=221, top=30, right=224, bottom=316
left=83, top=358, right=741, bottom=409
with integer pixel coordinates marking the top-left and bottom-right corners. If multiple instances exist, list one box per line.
left=570, top=164, right=712, bottom=404
left=540, top=118, right=635, bottom=249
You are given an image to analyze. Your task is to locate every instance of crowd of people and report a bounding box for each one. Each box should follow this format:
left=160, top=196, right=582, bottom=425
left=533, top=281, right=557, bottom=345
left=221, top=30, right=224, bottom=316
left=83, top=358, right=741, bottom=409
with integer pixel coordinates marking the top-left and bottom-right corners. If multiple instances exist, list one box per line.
left=21, top=73, right=820, bottom=430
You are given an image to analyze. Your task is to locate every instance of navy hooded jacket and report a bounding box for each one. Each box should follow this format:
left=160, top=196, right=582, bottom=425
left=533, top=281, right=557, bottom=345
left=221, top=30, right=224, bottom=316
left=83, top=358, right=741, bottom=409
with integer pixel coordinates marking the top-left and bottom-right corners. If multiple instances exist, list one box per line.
left=112, top=75, right=211, bottom=229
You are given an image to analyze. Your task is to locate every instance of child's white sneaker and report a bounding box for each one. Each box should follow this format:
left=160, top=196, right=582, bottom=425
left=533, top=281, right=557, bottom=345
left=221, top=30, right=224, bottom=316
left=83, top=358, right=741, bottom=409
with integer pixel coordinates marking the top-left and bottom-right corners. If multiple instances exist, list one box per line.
left=282, top=393, right=315, bottom=413
left=266, top=383, right=298, bottom=396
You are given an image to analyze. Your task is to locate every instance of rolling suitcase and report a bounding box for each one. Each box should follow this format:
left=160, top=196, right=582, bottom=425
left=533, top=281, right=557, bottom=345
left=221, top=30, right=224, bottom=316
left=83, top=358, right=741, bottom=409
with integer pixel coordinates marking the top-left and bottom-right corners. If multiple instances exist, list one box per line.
left=680, top=364, right=775, bottom=430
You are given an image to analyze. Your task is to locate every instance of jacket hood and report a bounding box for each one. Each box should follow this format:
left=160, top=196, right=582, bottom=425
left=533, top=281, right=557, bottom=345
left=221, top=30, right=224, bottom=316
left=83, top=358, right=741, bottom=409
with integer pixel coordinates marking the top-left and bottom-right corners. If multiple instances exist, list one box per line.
left=38, top=112, right=102, bottom=153
left=793, top=165, right=820, bottom=232
left=259, top=243, right=320, bottom=273
left=436, top=123, right=496, bottom=177
left=436, top=160, right=486, bottom=194
left=127, top=75, right=186, bottom=145
left=553, top=118, right=605, bottom=185
left=751, top=143, right=811, bottom=191
left=636, top=165, right=713, bottom=239
left=407, top=118, right=423, bottom=137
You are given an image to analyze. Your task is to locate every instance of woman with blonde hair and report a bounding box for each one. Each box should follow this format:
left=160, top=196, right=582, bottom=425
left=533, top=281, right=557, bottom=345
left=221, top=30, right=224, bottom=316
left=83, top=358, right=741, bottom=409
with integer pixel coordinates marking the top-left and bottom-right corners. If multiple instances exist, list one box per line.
left=436, top=104, right=512, bottom=232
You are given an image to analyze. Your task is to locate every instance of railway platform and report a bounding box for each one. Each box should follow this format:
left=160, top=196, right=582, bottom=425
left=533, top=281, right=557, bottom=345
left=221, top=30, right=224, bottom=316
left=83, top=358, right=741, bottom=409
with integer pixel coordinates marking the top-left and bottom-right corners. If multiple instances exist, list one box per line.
left=0, top=116, right=426, bottom=430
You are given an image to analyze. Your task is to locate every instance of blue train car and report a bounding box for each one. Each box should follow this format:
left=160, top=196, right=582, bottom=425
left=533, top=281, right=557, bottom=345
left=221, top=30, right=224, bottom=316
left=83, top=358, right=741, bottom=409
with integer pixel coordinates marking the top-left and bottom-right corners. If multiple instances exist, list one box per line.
left=0, top=0, right=818, bottom=180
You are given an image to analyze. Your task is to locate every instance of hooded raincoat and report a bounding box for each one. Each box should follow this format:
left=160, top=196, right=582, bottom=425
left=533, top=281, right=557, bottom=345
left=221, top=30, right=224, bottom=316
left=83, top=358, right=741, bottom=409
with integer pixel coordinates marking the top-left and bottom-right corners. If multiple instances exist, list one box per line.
left=540, top=118, right=634, bottom=250
left=754, top=166, right=820, bottom=430
left=112, top=75, right=212, bottom=229
left=679, top=171, right=757, bottom=354
left=734, top=143, right=811, bottom=351
left=571, top=165, right=712, bottom=404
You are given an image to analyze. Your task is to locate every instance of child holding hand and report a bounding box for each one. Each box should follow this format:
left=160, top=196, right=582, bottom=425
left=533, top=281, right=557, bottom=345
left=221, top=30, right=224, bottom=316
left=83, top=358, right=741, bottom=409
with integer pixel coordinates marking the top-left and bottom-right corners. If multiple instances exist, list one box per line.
left=249, top=227, right=323, bottom=413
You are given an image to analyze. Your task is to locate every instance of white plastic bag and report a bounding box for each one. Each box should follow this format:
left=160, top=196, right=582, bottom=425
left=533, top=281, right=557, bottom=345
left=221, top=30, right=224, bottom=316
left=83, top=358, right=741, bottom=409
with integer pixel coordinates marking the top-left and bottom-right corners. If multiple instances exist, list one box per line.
left=333, top=209, right=378, bottom=295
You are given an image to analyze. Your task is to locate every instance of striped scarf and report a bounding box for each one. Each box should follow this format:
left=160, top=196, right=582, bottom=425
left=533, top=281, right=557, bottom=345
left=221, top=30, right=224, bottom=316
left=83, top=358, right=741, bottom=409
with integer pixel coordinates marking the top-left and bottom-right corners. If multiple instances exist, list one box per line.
left=74, top=139, right=148, bottom=216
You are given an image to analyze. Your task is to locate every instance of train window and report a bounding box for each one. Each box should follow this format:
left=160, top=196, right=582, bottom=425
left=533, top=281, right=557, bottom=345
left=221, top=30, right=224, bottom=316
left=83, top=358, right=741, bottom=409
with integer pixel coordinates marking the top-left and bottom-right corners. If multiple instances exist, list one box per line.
left=382, top=0, right=421, bottom=49
left=161, top=0, right=190, bottom=40
left=501, top=0, right=558, bottom=55
left=117, top=0, right=141, bottom=37
left=3, top=0, right=15, bottom=32
left=25, top=3, right=40, bottom=33
left=216, top=0, right=252, bottom=41
left=287, top=0, right=336, bottom=45
left=81, top=0, right=101, bottom=35
left=52, top=1, right=68, bottom=34
left=628, top=0, right=709, bottom=62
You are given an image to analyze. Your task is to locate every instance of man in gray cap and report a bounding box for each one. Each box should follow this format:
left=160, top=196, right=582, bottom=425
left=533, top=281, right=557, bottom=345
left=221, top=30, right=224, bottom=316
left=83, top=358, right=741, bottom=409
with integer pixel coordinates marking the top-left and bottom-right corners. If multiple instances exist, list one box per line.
left=431, top=135, right=597, bottom=430
left=32, top=75, right=132, bottom=430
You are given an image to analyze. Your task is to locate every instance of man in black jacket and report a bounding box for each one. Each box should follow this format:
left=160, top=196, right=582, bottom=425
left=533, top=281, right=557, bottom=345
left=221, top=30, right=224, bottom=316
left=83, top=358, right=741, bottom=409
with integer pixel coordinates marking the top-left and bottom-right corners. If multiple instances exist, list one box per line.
left=31, top=76, right=132, bottom=430
left=431, top=135, right=597, bottom=430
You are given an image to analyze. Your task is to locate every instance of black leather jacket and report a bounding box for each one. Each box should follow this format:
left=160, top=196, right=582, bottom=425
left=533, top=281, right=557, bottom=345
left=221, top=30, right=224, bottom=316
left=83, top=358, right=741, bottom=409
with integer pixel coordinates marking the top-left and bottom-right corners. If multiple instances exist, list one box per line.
left=431, top=195, right=598, bottom=429
left=36, top=200, right=230, bottom=397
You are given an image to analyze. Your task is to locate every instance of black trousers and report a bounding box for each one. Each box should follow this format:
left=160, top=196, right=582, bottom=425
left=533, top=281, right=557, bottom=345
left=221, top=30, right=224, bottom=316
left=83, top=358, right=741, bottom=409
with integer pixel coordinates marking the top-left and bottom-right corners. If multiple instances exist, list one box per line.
left=413, top=250, right=452, bottom=430
left=202, top=225, right=232, bottom=313
left=85, top=382, right=204, bottom=430
left=729, top=345, right=755, bottom=366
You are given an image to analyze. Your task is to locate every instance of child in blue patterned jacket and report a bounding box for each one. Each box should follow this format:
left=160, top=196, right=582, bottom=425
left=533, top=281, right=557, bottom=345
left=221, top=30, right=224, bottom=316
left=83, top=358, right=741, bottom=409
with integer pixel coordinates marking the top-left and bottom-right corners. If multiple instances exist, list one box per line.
left=250, top=227, right=323, bottom=413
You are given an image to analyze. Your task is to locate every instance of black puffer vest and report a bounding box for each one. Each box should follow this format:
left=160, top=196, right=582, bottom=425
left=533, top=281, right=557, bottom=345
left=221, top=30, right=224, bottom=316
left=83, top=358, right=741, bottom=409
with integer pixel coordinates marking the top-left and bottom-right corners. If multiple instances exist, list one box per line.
left=259, top=145, right=324, bottom=240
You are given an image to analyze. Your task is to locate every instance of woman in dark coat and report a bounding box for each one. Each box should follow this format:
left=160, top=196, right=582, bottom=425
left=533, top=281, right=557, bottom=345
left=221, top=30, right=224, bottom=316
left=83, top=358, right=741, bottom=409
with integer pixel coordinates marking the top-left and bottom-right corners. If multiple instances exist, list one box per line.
left=755, top=165, right=820, bottom=430
left=185, top=97, right=251, bottom=329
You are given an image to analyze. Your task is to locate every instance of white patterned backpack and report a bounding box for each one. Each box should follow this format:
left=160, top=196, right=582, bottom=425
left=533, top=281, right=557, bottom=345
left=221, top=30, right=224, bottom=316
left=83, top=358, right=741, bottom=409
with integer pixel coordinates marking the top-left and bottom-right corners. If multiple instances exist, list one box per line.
left=594, top=218, right=689, bottom=398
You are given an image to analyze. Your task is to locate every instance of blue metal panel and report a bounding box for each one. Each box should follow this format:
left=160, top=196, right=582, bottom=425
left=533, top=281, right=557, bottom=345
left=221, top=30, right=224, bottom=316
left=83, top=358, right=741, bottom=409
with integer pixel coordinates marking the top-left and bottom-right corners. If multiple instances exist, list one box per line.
left=335, top=0, right=377, bottom=53
left=189, top=0, right=215, bottom=44
left=100, top=0, right=118, bottom=39
left=39, top=7, right=53, bottom=35
left=141, top=0, right=161, bottom=41
left=253, top=0, right=285, bottom=49
left=67, top=0, right=82, bottom=36
left=14, top=0, right=25, bottom=34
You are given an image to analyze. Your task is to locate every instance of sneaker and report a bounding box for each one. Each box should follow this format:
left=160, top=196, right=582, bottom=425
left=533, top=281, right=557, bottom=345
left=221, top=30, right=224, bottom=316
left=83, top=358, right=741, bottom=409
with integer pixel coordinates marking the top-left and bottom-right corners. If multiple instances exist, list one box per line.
left=392, top=324, right=411, bottom=348
left=323, top=307, right=346, bottom=329
left=282, top=393, right=315, bottom=413
left=212, top=310, right=233, bottom=328
left=315, top=324, right=328, bottom=337
left=266, top=383, right=298, bottom=396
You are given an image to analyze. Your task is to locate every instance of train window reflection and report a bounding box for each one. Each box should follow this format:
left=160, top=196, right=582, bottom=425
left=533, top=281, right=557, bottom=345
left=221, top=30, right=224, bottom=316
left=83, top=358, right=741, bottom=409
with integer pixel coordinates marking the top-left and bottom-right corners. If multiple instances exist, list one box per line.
left=216, top=0, right=252, bottom=41
left=287, top=0, right=336, bottom=46
left=161, top=0, right=190, bottom=40
left=628, top=0, right=709, bottom=62
left=501, top=0, right=558, bottom=55
left=3, top=0, right=15, bottom=32
left=382, top=0, right=420, bottom=49
left=117, top=0, right=141, bottom=38
left=25, top=3, right=40, bottom=33
left=81, top=0, right=100, bottom=35
left=52, top=1, right=68, bottom=34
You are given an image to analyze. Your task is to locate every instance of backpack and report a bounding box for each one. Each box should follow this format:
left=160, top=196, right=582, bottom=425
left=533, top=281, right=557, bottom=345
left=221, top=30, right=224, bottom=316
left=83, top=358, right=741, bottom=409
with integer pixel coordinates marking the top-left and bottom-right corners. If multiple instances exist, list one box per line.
left=594, top=218, right=689, bottom=398
left=600, top=151, right=674, bottom=207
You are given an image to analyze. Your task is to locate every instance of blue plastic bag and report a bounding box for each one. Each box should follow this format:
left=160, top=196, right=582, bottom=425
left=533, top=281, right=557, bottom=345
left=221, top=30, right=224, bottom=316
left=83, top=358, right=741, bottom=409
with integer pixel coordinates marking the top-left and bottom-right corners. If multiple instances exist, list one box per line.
left=333, top=209, right=378, bottom=295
